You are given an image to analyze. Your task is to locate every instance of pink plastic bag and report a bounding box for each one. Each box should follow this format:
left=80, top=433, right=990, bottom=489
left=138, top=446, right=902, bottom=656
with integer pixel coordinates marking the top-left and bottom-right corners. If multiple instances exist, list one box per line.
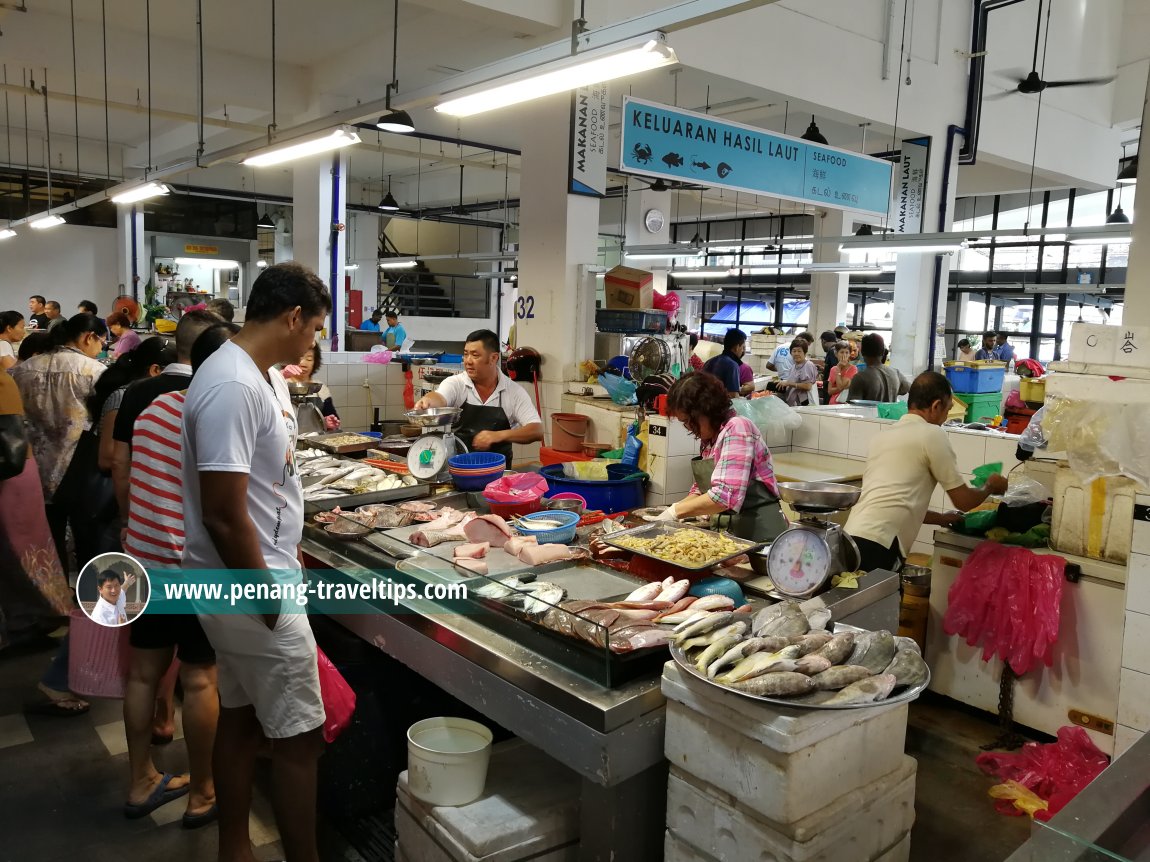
left=652, top=290, right=680, bottom=321
left=316, top=647, right=356, bottom=744
left=976, top=726, right=1109, bottom=820
left=943, top=543, right=1064, bottom=675
left=482, top=472, right=548, bottom=504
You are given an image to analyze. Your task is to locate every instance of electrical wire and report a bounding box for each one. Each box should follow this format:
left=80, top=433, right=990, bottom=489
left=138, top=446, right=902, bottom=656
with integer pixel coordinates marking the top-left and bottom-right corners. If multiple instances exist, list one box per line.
left=196, top=0, right=204, bottom=161
left=884, top=0, right=912, bottom=229
left=271, top=0, right=277, bottom=134
left=102, top=0, right=110, bottom=180
left=70, top=0, right=79, bottom=179
left=42, top=68, right=52, bottom=213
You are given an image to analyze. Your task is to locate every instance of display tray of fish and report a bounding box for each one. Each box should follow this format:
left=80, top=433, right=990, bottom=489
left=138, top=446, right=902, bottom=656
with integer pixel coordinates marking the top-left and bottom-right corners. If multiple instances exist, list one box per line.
left=667, top=607, right=930, bottom=710
left=303, top=432, right=381, bottom=454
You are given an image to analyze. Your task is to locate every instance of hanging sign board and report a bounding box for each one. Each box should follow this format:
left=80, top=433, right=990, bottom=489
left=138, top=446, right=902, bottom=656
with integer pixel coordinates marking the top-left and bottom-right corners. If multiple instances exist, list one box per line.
left=891, top=137, right=930, bottom=233
left=619, top=96, right=893, bottom=217
left=183, top=244, right=220, bottom=255
left=569, top=83, right=610, bottom=197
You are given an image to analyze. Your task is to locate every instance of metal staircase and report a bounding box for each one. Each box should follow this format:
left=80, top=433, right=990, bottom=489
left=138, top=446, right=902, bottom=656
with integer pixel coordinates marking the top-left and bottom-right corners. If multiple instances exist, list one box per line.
left=378, top=235, right=491, bottom=319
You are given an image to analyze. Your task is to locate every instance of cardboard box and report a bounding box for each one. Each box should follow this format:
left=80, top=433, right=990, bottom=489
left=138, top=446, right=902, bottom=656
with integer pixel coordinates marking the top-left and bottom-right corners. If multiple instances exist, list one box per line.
left=604, top=266, right=653, bottom=310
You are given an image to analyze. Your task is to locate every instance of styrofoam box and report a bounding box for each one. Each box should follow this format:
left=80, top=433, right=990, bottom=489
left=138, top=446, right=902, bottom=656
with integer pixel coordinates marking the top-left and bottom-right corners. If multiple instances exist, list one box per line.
left=395, top=739, right=580, bottom=862
left=662, top=663, right=909, bottom=827
left=1051, top=464, right=1139, bottom=564
left=666, top=757, right=916, bottom=862
left=664, top=828, right=912, bottom=862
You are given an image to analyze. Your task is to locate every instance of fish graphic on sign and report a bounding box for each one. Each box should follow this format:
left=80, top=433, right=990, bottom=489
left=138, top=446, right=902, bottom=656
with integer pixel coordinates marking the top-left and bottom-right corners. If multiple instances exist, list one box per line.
left=661, top=152, right=684, bottom=168
left=690, top=158, right=711, bottom=174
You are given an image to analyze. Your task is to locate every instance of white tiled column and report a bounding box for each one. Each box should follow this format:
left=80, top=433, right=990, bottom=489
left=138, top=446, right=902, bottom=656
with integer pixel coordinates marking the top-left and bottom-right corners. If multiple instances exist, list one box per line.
left=1116, top=494, right=1150, bottom=758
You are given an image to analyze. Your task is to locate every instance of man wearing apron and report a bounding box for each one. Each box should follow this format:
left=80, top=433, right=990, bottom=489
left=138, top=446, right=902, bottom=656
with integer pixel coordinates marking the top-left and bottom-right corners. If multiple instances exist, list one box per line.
left=656, top=372, right=787, bottom=542
left=412, top=329, right=543, bottom=463
left=381, top=312, right=407, bottom=350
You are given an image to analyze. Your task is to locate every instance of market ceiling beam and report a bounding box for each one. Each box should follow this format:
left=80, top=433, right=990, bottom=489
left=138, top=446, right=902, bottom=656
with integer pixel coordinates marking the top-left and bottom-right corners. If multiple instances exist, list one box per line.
left=403, top=0, right=566, bottom=36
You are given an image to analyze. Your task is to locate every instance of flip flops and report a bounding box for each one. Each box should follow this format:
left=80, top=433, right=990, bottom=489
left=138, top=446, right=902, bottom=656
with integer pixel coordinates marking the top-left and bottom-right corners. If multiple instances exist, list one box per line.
left=25, top=697, right=89, bottom=717
left=123, top=773, right=190, bottom=819
left=181, top=803, right=218, bottom=830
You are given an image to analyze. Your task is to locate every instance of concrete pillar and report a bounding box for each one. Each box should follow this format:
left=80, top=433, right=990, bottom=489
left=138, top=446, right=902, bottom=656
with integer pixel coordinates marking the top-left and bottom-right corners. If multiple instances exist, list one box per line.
left=810, top=209, right=850, bottom=335
left=891, top=135, right=957, bottom=375
left=292, top=152, right=347, bottom=346
left=623, top=181, right=671, bottom=294
left=516, top=93, right=601, bottom=436
left=1121, top=63, right=1150, bottom=328
left=350, top=211, right=381, bottom=316
left=116, top=207, right=146, bottom=299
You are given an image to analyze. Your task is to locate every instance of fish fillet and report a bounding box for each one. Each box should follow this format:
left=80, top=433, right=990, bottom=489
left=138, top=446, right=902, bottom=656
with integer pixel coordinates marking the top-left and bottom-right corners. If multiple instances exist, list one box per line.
left=453, top=558, right=488, bottom=576
left=504, top=535, right=539, bottom=557
left=463, top=514, right=515, bottom=548
left=518, top=543, right=575, bottom=566
left=453, top=542, right=490, bottom=560
left=410, top=513, right=475, bottom=547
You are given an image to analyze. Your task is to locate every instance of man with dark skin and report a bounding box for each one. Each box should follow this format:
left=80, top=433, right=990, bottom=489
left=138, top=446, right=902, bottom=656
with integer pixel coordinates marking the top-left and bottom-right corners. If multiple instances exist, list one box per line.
left=183, top=262, right=331, bottom=862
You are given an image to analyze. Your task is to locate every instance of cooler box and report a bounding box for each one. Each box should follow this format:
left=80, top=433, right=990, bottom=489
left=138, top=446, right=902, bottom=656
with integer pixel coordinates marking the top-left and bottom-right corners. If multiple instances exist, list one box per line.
left=943, top=361, right=1007, bottom=393
left=603, top=266, right=653, bottom=310
left=1051, top=464, right=1140, bottom=564
left=954, top=391, right=1001, bottom=423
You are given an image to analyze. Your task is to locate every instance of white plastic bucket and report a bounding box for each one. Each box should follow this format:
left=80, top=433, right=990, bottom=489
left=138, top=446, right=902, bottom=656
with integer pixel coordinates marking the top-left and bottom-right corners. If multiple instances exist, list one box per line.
left=406, top=717, right=493, bottom=806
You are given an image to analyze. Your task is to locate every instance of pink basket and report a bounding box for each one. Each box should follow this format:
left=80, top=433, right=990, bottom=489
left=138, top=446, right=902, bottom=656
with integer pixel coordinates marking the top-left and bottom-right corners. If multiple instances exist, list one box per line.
left=67, top=609, right=131, bottom=699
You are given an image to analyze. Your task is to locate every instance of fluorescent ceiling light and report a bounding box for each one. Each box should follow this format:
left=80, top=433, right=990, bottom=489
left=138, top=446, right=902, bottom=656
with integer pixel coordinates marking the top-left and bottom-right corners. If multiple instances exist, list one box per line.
left=0, top=228, right=15, bottom=240
left=1068, top=234, right=1131, bottom=245
left=242, top=126, right=361, bottom=167
left=738, top=266, right=805, bottom=275
left=840, top=240, right=965, bottom=254
left=345, top=263, right=360, bottom=271
left=256, top=260, right=269, bottom=268
left=1023, top=284, right=1106, bottom=294
left=804, top=262, right=885, bottom=274
left=379, top=259, right=418, bottom=269
left=624, top=243, right=701, bottom=260
left=435, top=35, right=677, bottom=117
left=669, top=267, right=730, bottom=278
left=174, top=257, right=240, bottom=269
left=110, top=181, right=169, bottom=204
left=30, top=214, right=66, bottom=229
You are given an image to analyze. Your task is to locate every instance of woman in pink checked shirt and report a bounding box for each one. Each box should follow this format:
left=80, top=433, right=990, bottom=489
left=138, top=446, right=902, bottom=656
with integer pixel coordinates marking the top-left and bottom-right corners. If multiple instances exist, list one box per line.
left=654, top=372, right=787, bottom=542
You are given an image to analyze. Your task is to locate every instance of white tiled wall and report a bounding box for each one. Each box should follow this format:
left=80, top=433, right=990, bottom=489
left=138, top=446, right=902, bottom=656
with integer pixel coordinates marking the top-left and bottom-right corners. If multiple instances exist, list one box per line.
left=1116, top=496, right=1149, bottom=754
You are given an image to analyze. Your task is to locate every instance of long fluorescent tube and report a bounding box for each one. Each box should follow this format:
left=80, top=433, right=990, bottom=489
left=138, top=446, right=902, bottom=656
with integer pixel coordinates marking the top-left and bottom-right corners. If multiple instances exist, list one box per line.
left=840, top=240, right=965, bottom=254
left=804, top=262, right=885, bottom=274
left=345, top=263, right=360, bottom=271
left=379, top=259, right=418, bottom=269
left=1023, top=284, right=1106, bottom=294
left=0, top=228, right=15, bottom=240
left=436, top=35, right=677, bottom=117
left=624, top=243, right=701, bottom=260
left=737, top=266, right=805, bottom=275
left=669, top=267, right=730, bottom=278
left=110, top=181, right=169, bottom=204
left=174, top=257, right=240, bottom=269
left=29, top=214, right=66, bottom=229
left=242, top=126, right=361, bottom=167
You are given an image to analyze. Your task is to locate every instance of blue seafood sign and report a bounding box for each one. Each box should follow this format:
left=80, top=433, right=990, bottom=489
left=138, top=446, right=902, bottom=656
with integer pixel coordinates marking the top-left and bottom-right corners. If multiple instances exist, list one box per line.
left=619, top=96, right=893, bottom=218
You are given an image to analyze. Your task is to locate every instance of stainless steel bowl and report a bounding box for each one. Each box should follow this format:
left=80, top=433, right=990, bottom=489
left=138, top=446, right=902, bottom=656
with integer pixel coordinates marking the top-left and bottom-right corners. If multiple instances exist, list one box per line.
left=287, top=381, right=323, bottom=397
left=544, top=498, right=585, bottom=515
left=778, top=481, right=862, bottom=512
left=404, top=407, right=462, bottom=428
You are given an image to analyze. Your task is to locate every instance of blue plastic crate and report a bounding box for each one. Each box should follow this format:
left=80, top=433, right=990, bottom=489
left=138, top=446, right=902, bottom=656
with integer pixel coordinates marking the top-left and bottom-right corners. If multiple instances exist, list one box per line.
left=944, top=363, right=1006, bottom=394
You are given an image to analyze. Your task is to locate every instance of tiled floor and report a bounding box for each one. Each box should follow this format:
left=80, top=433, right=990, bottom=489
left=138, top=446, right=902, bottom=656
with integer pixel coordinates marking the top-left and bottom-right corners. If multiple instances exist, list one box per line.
left=0, top=639, right=367, bottom=862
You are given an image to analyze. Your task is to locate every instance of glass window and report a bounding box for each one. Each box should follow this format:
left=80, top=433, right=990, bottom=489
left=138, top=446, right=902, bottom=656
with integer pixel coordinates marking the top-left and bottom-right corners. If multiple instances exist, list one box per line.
left=960, top=297, right=989, bottom=333
left=955, top=245, right=992, bottom=272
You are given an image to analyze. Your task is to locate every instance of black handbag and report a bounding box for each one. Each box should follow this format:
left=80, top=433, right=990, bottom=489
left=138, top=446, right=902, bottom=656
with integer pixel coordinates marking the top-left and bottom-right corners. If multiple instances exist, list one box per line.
left=0, top=413, right=29, bottom=481
left=52, top=429, right=116, bottom=518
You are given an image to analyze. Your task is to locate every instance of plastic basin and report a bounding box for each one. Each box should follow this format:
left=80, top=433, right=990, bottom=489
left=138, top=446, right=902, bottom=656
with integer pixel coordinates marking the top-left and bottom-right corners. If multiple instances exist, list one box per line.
left=540, top=464, right=646, bottom=515
left=406, top=717, right=493, bottom=807
left=449, top=452, right=506, bottom=470
left=451, top=469, right=505, bottom=491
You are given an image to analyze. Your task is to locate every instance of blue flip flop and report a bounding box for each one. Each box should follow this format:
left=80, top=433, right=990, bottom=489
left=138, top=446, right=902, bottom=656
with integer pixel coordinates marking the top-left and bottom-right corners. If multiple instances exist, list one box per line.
left=123, top=773, right=190, bottom=819
left=181, top=803, right=218, bottom=830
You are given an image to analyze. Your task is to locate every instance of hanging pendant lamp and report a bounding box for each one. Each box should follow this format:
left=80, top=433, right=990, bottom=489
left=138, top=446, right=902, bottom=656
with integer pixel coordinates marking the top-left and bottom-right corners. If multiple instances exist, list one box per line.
left=801, top=115, right=828, bottom=145
left=1106, top=205, right=1130, bottom=224
left=1117, top=154, right=1138, bottom=185
left=377, top=0, right=415, bottom=133
left=257, top=212, right=276, bottom=229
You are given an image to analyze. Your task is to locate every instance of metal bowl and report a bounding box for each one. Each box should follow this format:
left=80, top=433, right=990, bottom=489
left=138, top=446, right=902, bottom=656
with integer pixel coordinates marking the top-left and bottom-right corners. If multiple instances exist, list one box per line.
left=287, top=381, right=323, bottom=397
left=778, top=481, right=861, bottom=512
left=404, top=407, right=462, bottom=428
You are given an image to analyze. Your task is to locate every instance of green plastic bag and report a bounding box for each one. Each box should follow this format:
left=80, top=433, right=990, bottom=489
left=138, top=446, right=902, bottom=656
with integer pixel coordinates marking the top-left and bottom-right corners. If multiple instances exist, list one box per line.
left=963, top=509, right=998, bottom=533
left=971, top=461, right=1003, bottom=488
left=876, top=402, right=908, bottom=420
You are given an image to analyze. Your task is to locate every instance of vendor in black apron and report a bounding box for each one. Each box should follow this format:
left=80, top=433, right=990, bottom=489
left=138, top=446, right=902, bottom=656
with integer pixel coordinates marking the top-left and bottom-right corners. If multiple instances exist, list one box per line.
left=655, top=372, right=787, bottom=543
left=412, top=328, right=544, bottom=463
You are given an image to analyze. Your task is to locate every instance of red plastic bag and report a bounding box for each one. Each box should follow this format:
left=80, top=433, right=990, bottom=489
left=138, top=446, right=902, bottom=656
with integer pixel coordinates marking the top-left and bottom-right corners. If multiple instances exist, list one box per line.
left=652, top=290, right=680, bottom=321
left=943, top=542, right=1064, bottom=675
left=976, top=726, right=1109, bottom=820
left=316, top=647, right=356, bottom=744
left=482, top=472, right=548, bottom=504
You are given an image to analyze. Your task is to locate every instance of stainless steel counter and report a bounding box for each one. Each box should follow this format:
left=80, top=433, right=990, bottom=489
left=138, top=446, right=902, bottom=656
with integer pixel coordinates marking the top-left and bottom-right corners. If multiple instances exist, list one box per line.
left=301, top=535, right=669, bottom=861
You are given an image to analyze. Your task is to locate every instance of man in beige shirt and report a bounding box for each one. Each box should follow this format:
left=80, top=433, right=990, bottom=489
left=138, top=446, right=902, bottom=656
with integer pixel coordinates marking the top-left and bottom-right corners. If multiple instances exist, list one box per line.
left=846, top=371, right=1008, bottom=572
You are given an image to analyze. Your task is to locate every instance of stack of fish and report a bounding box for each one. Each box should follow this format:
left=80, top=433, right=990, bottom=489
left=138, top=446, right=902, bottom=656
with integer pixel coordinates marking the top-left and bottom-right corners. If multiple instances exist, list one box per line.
left=299, top=449, right=417, bottom=502
left=672, top=601, right=930, bottom=706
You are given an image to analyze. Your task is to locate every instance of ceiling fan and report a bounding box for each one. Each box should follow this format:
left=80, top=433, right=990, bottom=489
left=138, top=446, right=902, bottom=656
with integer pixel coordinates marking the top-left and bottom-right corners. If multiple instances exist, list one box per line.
left=989, top=0, right=1115, bottom=100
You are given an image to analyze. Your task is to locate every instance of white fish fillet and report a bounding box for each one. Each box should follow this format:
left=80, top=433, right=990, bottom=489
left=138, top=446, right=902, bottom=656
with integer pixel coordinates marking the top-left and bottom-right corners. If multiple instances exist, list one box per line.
left=453, top=542, right=490, bottom=560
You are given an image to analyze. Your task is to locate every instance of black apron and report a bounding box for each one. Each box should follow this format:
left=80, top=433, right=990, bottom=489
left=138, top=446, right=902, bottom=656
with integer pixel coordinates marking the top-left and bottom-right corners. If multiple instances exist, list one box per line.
left=453, top=390, right=514, bottom=464
left=691, top=455, right=787, bottom=543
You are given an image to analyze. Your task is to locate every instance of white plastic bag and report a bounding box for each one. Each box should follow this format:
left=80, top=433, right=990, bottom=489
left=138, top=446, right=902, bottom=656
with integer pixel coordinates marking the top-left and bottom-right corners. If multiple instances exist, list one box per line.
left=732, top=396, right=802, bottom=436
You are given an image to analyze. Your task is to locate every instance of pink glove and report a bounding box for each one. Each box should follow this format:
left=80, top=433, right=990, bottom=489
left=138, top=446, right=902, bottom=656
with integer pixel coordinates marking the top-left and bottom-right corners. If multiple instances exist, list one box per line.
left=324, top=414, right=341, bottom=431
left=282, top=365, right=303, bottom=379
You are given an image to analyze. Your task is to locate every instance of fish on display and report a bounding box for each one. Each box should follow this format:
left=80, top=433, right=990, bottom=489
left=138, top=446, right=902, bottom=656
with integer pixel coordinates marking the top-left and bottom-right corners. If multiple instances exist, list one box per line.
left=757, top=603, right=810, bottom=638
left=895, top=636, right=922, bottom=655
left=474, top=575, right=523, bottom=599
left=717, top=644, right=802, bottom=683
left=673, top=611, right=734, bottom=642
left=847, top=630, right=897, bottom=675
left=705, top=636, right=789, bottom=679
left=805, top=607, right=833, bottom=631
left=652, top=596, right=698, bottom=622
left=694, top=635, right=743, bottom=674
left=726, top=671, right=815, bottom=698
left=884, top=647, right=929, bottom=689
left=610, top=624, right=672, bottom=653
left=681, top=621, right=747, bottom=652
left=811, top=632, right=856, bottom=666
left=788, top=631, right=834, bottom=656
left=624, top=581, right=665, bottom=603
left=520, top=582, right=566, bottom=616
left=824, top=673, right=897, bottom=705
left=656, top=579, right=691, bottom=603
left=808, top=664, right=874, bottom=691
left=794, top=654, right=833, bottom=676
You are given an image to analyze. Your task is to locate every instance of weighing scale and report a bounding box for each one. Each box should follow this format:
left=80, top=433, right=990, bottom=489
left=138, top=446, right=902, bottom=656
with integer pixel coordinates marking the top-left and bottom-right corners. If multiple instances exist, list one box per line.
left=404, top=407, right=466, bottom=484
left=287, top=381, right=326, bottom=435
left=764, top=481, right=862, bottom=599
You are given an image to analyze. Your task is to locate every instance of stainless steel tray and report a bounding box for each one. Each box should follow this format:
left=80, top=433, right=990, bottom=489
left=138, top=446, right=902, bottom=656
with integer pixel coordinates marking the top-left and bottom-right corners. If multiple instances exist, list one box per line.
left=668, top=624, right=930, bottom=710
left=600, top=522, right=765, bottom=572
left=304, top=432, right=381, bottom=454
left=303, top=482, right=430, bottom=514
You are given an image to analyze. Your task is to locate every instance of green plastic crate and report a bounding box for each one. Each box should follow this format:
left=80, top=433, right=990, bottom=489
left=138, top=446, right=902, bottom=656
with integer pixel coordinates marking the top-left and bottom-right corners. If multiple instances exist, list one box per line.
left=954, top=391, right=1001, bottom=423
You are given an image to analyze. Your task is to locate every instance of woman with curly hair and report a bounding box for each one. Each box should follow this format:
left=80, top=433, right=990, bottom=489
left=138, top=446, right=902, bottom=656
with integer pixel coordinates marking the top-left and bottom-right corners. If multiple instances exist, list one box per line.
left=656, top=372, right=786, bottom=541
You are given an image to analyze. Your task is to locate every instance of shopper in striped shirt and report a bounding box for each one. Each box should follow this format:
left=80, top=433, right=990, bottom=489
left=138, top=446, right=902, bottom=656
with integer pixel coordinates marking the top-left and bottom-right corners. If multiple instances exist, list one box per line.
left=119, top=321, right=238, bottom=827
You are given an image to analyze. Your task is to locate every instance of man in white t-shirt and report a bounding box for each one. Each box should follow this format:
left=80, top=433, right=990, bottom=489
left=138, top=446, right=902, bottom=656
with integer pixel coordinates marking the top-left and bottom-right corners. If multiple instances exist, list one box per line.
left=91, top=569, right=131, bottom=626
left=845, top=372, right=1008, bottom=572
left=182, top=262, right=331, bottom=862
left=413, top=329, right=542, bottom=464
